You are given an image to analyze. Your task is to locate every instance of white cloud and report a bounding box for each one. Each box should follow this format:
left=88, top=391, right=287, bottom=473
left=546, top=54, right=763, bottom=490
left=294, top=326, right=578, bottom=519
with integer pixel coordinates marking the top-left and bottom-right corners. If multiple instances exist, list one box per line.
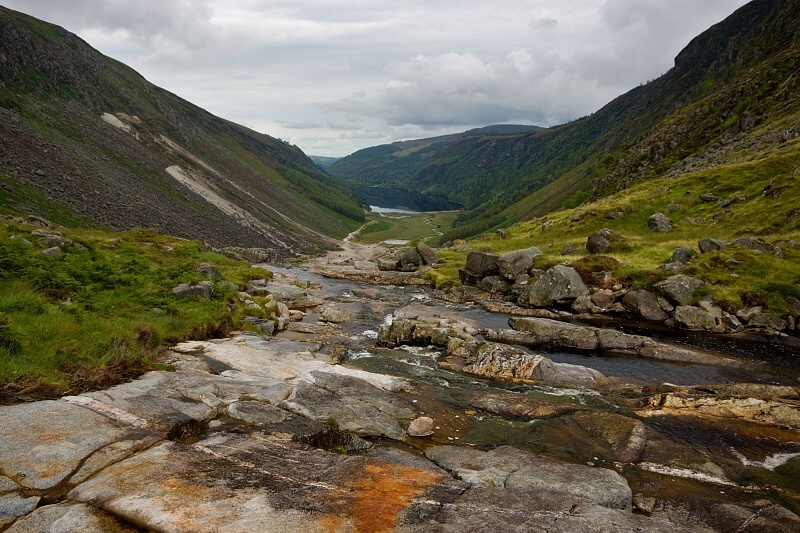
left=3, top=0, right=750, bottom=155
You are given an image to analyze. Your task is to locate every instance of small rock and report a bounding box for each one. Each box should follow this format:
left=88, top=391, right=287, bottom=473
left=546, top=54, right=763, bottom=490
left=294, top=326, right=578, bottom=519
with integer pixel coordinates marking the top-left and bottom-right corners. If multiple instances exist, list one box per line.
left=700, top=193, right=722, bottom=203
left=41, top=246, right=62, bottom=257
left=407, top=416, right=435, bottom=437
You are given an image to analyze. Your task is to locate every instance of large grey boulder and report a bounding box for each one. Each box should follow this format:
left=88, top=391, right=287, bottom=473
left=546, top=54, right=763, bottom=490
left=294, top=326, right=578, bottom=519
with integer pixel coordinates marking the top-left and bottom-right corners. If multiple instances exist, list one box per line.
left=647, top=213, right=672, bottom=232
left=497, top=246, right=543, bottom=280
left=669, top=246, right=697, bottom=265
left=698, top=238, right=727, bottom=253
left=490, top=317, right=737, bottom=365
left=586, top=228, right=628, bottom=254
left=520, top=264, right=589, bottom=306
left=195, top=262, right=221, bottom=280
left=654, top=274, right=704, bottom=306
left=622, top=290, right=669, bottom=321
left=397, top=247, right=424, bottom=271
left=319, top=304, right=352, bottom=323
left=172, top=281, right=214, bottom=299
left=748, top=312, right=787, bottom=331
left=674, top=305, right=717, bottom=331
left=416, top=242, right=439, bottom=265
left=458, top=341, right=606, bottom=385
left=459, top=251, right=500, bottom=285
left=730, top=236, right=769, bottom=253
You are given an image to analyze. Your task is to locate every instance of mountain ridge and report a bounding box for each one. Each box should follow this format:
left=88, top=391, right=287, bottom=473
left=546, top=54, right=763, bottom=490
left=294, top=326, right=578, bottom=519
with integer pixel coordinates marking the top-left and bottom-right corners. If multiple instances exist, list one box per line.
left=0, top=6, right=364, bottom=257
left=329, top=0, right=800, bottom=241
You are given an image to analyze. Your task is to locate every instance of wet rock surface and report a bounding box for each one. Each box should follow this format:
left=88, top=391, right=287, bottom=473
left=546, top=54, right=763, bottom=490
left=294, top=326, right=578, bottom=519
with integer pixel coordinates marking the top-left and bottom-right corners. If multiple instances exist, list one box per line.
left=2, top=242, right=799, bottom=532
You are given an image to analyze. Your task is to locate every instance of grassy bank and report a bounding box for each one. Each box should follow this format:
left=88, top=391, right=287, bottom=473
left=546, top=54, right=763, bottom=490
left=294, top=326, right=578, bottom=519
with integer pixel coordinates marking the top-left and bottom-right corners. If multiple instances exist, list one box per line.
left=0, top=219, right=272, bottom=402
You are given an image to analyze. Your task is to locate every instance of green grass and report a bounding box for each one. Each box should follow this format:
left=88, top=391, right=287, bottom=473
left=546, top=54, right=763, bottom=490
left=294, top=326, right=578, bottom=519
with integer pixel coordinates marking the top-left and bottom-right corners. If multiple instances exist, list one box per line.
left=0, top=221, right=274, bottom=400
left=354, top=211, right=459, bottom=246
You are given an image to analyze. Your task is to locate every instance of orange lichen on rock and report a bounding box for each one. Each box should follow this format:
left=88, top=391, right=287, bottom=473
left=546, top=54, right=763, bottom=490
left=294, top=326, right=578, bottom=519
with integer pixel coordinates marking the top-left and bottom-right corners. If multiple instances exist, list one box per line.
left=347, top=461, right=443, bottom=533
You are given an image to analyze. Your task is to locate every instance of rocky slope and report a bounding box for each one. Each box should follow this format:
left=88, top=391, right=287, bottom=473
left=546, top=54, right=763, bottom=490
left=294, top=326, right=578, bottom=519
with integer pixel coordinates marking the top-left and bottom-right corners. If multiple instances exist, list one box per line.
left=0, top=6, right=364, bottom=257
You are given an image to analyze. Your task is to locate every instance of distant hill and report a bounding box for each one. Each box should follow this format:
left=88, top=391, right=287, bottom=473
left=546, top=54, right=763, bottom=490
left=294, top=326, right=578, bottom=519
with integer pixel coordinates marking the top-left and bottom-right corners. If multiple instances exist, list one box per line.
left=329, top=124, right=542, bottom=210
left=0, top=6, right=364, bottom=257
left=309, top=156, right=341, bottom=170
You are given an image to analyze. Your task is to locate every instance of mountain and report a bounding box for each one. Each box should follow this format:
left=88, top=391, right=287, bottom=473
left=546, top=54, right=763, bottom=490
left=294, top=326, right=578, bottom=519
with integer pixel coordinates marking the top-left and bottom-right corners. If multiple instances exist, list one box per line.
left=309, top=156, right=342, bottom=170
left=0, top=7, right=364, bottom=257
left=333, top=0, right=800, bottom=240
left=329, top=125, right=542, bottom=210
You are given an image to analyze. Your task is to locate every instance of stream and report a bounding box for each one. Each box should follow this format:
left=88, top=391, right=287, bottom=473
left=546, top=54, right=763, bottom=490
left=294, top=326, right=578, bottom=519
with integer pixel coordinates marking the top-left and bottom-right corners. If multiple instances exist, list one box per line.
left=268, top=262, right=800, bottom=492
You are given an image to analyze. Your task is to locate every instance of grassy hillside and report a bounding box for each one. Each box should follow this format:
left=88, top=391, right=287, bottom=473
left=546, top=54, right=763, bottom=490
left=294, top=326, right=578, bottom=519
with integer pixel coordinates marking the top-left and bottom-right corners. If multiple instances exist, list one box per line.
left=413, top=0, right=800, bottom=241
left=428, top=140, right=800, bottom=316
left=0, top=6, right=364, bottom=256
left=0, top=217, right=282, bottom=402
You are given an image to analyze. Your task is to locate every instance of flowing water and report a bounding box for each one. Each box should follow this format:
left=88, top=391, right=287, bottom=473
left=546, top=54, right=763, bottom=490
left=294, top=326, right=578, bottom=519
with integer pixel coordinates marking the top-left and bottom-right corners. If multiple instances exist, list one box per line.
left=267, top=263, right=800, bottom=512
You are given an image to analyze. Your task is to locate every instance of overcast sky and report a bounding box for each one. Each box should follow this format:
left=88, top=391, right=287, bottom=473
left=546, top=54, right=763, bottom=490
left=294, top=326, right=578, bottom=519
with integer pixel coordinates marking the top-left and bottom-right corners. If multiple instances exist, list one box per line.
left=4, top=0, right=750, bottom=156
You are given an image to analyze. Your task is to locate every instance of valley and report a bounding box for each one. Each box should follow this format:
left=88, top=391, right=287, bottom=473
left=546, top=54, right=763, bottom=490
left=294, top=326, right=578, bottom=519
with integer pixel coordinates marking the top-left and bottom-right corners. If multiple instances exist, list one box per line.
left=1, top=1, right=800, bottom=531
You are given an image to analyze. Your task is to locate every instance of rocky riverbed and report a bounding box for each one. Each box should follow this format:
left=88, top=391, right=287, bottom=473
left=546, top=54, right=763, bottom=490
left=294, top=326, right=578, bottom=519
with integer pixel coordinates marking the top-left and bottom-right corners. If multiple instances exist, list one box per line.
left=1, top=242, right=799, bottom=532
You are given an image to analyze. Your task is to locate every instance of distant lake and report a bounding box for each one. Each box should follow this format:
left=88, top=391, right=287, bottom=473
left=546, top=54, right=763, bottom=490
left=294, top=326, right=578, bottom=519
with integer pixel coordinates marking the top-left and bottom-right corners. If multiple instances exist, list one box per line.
left=370, top=206, right=420, bottom=215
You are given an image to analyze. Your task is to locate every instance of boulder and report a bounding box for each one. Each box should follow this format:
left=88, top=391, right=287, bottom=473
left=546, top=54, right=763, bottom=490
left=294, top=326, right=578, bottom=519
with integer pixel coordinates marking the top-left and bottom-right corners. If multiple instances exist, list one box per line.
left=540, top=411, right=648, bottom=463
left=591, top=289, right=616, bottom=309
left=586, top=228, right=628, bottom=254
left=491, top=317, right=734, bottom=365
left=468, top=390, right=572, bottom=419
left=519, top=264, right=589, bottom=307
left=622, top=290, right=669, bottom=321
left=654, top=274, right=704, bottom=306
left=319, top=305, right=352, bottom=323
left=496, top=246, right=543, bottom=280
left=397, top=247, right=423, bottom=271
left=376, top=257, right=399, bottom=271
left=698, top=238, right=727, bottom=253
left=730, top=236, right=769, bottom=253
left=674, top=305, right=717, bottom=331
left=172, top=281, right=214, bottom=299
left=227, top=401, right=290, bottom=425
left=195, top=262, right=221, bottom=280
left=458, top=341, right=606, bottom=385
left=459, top=250, right=503, bottom=285
left=477, top=275, right=512, bottom=295
left=669, top=246, right=697, bottom=265
left=647, top=213, right=672, bottom=232
left=748, top=313, right=787, bottom=331
left=416, top=242, right=438, bottom=265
